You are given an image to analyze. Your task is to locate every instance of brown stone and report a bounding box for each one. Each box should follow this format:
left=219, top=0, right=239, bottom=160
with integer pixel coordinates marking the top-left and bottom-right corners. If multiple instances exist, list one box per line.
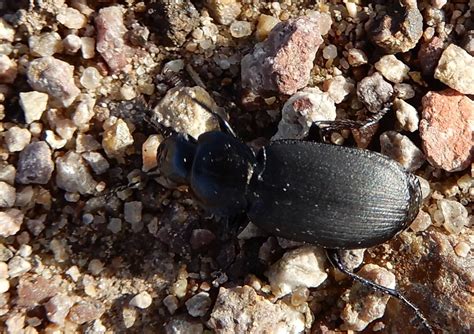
left=68, top=301, right=105, bottom=324
left=241, top=15, right=323, bottom=95
left=16, top=276, right=58, bottom=308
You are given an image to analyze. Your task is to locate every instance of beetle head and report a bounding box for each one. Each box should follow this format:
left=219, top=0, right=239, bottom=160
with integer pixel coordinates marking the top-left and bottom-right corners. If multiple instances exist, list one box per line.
left=156, top=133, right=197, bottom=184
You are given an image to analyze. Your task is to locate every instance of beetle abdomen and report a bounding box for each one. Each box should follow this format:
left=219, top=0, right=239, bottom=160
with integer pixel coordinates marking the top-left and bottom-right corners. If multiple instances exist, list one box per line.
left=247, top=141, right=421, bottom=249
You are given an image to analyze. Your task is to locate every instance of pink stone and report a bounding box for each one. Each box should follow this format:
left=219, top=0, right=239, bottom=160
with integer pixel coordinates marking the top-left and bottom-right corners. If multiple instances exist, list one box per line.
left=27, top=56, right=80, bottom=108
left=241, top=15, right=323, bottom=95
left=95, top=6, right=133, bottom=73
left=420, top=89, right=474, bottom=172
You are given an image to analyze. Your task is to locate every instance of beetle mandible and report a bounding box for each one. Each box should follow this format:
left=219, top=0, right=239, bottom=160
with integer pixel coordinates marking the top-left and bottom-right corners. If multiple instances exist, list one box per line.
left=155, top=106, right=433, bottom=333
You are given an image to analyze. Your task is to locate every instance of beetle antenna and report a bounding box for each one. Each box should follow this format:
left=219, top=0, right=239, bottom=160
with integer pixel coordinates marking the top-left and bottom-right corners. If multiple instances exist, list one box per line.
left=326, top=249, right=434, bottom=334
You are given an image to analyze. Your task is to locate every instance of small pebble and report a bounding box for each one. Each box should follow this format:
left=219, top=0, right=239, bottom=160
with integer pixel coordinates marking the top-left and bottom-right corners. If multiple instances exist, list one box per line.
left=27, top=56, right=80, bottom=107
left=57, top=7, right=87, bottom=29
left=380, top=131, right=425, bottom=172
left=102, top=118, right=134, bottom=159
left=0, top=18, right=15, bottom=42
left=55, top=151, right=97, bottom=195
left=80, top=67, right=102, bottom=90
left=0, top=164, right=16, bottom=185
left=347, top=48, right=368, bottom=66
left=88, top=259, right=104, bottom=275
left=16, top=141, right=54, bottom=184
left=122, top=307, right=137, bottom=328
left=63, top=34, right=82, bottom=54
left=207, top=0, right=241, bottom=25
left=55, top=119, right=76, bottom=141
left=434, top=44, right=474, bottom=94
left=341, top=264, right=395, bottom=331
left=73, top=95, right=96, bottom=130
left=8, top=256, right=31, bottom=278
left=18, top=244, right=32, bottom=258
left=322, top=44, right=337, bottom=59
left=45, top=294, right=74, bottom=325
left=0, top=54, right=17, bottom=83
left=45, top=130, right=67, bottom=149
left=185, top=292, right=212, bottom=317
left=0, top=245, right=13, bottom=262
left=374, top=55, right=410, bottom=83
left=81, top=37, right=95, bottom=60
left=265, top=245, right=327, bottom=298
left=394, top=83, right=415, bottom=100
left=323, top=75, right=354, bottom=104
left=120, top=85, right=136, bottom=100
left=454, top=242, right=470, bottom=257
left=142, top=134, right=163, bottom=172
left=394, top=99, right=419, bottom=132
left=50, top=238, right=69, bottom=262
left=163, top=295, right=179, bottom=314
left=409, top=210, right=432, bottom=232
left=5, top=126, right=31, bottom=152
left=229, top=21, right=252, bottom=38
left=0, top=209, right=23, bottom=237
left=357, top=72, right=394, bottom=113
left=130, top=291, right=153, bottom=309
left=66, top=266, right=81, bottom=282
left=0, top=181, right=16, bottom=208
left=68, top=301, right=105, bottom=325
left=256, top=14, right=280, bottom=41
left=208, top=285, right=305, bottom=333
left=29, top=32, right=63, bottom=57
left=19, top=91, right=48, bottom=124
left=82, top=152, right=110, bottom=175
left=107, top=218, right=122, bottom=234
left=0, top=278, right=9, bottom=293
left=0, top=261, right=8, bottom=277
left=438, top=199, right=469, bottom=234
left=152, top=86, right=219, bottom=139
left=272, top=87, right=336, bottom=140
left=6, top=313, right=25, bottom=334
left=124, top=201, right=142, bottom=225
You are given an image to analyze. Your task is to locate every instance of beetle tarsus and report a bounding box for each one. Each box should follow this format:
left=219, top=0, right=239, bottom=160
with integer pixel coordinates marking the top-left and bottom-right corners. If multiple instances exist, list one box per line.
left=326, top=249, right=434, bottom=334
left=313, top=104, right=392, bottom=141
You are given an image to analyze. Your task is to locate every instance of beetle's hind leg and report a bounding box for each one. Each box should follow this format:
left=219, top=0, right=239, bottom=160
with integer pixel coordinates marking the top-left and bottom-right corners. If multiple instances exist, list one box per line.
left=312, top=104, right=391, bottom=142
left=325, top=249, right=434, bottom=334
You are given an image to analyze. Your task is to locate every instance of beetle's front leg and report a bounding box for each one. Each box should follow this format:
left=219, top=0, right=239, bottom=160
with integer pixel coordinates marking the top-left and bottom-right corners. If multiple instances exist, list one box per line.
left=325, top=249, right=434, bottom=334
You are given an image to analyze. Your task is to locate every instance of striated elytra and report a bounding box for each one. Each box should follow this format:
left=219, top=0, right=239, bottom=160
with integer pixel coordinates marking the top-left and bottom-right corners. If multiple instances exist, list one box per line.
left=157, top=130, right=422, bottom=249
left=156, top=123, right=432, bottom=333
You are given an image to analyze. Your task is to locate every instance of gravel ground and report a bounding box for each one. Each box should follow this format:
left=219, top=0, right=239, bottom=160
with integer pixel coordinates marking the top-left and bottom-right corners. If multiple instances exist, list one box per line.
left=0, top=1, right=473, bottom=333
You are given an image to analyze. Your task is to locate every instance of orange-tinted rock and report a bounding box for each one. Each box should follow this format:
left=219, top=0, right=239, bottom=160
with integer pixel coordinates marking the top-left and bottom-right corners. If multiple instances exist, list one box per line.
left=420, top=89, right=473, bottom=172
left=241, top=15, right=323, bottom=95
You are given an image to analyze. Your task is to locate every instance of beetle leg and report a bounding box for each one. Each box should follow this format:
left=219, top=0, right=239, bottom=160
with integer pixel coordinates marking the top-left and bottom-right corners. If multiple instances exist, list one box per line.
left=312, top=104, right=391, bottom=142
left=326, top=249, right=434, bottom=334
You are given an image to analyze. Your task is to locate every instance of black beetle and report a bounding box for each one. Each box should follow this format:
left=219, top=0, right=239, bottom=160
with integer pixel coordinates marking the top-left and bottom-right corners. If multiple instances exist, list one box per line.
left=155, top=108, right=433, bottom=333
